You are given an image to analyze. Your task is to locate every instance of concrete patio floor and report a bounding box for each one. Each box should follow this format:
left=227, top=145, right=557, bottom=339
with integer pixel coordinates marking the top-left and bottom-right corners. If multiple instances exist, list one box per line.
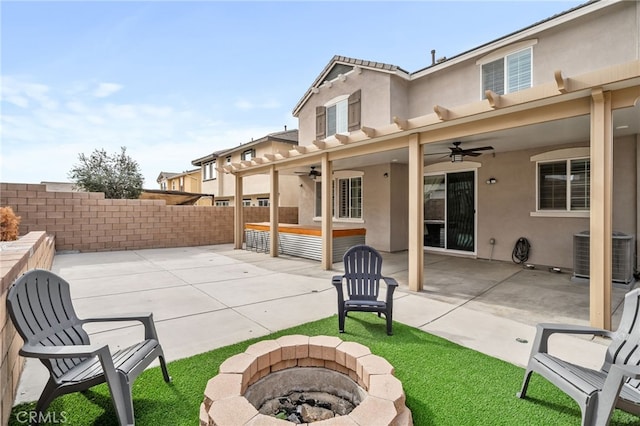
left=13, top=243, right=633, bottom=405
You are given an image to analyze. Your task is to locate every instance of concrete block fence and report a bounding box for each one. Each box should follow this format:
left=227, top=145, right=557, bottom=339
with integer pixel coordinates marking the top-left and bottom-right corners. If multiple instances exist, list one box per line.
left=0, top=183, right=298, bottom=252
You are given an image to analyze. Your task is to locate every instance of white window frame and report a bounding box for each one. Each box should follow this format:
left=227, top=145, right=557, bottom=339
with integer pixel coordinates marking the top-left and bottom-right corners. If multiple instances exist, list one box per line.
left=530, top=148, right=590, bottom=218
left=325, top=95, right=348, bottom=137
left=241, top=149, right=255, bottom=161
left=203, top=161, right=216, bottom=181
left=313, top=170, right=364, bottom=222
left=215, top=200, right=230, bottom=207
left=477, top=39, right=536, bottom=99
left=257, top=198, right=269, bottom=207
left=242, top=199, right=251, bottom=207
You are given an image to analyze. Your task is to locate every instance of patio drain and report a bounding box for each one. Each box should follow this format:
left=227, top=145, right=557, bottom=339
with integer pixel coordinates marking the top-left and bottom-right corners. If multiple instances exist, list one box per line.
left=199, top=335, right=413, bottom=425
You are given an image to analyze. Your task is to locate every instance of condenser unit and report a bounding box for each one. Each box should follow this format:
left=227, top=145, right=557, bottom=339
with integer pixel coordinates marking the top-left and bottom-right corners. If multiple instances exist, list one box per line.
left=573, top=231, right=635, bottom=287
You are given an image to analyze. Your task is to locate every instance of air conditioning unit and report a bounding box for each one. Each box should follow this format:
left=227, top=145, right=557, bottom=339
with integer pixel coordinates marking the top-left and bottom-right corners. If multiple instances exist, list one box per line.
left=573, top=231, right=635, bottom=288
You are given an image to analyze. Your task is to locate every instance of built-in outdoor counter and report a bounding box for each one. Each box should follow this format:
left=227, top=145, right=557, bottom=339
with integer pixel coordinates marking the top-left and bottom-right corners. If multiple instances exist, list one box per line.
left=244, top=223, right=365, bottom=262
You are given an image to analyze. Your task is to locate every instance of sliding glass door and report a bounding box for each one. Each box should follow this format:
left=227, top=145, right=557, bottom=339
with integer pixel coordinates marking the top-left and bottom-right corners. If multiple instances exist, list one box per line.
left=424, top=171, right=475, bottom=252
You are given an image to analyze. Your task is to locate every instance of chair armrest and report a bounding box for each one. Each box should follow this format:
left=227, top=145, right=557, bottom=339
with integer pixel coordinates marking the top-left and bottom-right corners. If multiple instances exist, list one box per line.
left=332, top=276, right=343, bottom=287
left=20, top=343, right=110, bottom=359
left=382, top=277, right=398, bottom=304
left=530, top=323, right=614, bottom=355
left=82, top=312, right=159, bottom=340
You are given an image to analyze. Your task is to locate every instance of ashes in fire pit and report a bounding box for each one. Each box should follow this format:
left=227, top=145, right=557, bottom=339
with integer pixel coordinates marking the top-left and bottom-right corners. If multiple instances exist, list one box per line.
left=260, top=391, right=354, bottom=423
left=245, top=366, right=365, bottom=423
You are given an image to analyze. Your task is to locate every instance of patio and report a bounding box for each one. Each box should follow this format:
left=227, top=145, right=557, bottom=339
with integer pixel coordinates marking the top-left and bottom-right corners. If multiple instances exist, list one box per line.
left=13, top=243, right=631, bottom=405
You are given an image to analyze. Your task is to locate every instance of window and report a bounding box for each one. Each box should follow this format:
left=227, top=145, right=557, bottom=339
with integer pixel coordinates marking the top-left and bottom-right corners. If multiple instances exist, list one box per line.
left=203, top=161, right=216, bottom=180
left=538, top=158, right=590, bottom=211
left=226, top=156, right=231, bottom=165
left=241, top=149, right=255, bottom=161
left=257, top=198, right=269, bottom=207
left=215, top=200, right=230, bottom=207
left=327, top=99, right=348, bottom=137
left=316, top=90, right=361, bottom=140
left=242, top=199, right=251, bottom=207
left=314, top=172, right=362, bottom=220
left=482, top=48, right=532, bottom=97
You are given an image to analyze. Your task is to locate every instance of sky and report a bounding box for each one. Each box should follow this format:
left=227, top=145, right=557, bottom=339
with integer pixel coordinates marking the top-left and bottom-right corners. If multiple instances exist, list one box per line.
left=1, top=0, right=586, bottom=188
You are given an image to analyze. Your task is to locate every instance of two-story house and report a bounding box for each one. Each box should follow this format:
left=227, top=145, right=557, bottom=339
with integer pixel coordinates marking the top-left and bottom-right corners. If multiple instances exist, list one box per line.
left=223, top=0, right=640, bottom=328
left=192, top=128, right=299, bottom=207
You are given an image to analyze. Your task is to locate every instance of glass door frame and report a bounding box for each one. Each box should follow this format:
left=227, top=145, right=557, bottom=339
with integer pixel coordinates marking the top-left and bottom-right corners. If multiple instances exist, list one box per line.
left=423, top=168, right=478, bottom=256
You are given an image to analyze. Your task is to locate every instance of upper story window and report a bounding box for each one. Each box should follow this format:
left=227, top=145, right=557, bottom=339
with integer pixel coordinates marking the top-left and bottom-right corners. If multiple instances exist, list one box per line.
left=531, top=147, right=590, bottom=216
left=241, top=149, right=255, bottom=161
left=482, top=48, right=532, bottom=97
left=257, top=198, right=270, bottom=207
left=203, top=161, right=216, bottom=180
left=316, top=90, right=361, bottom=140
left=478, top=40, right=536, bottom=99
left=226, top=156, right=231, bottom=165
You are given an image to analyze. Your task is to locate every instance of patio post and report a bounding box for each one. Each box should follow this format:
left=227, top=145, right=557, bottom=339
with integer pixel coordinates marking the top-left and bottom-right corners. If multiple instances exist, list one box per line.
left=408, top=134, right=424, bottom=291
left=321, top=154, right=333, bottom=270
left=234, top=174, right=244, bottom=250
left=589, top=88, right=613, bottom=330
left=269, top=166, right=279, bottom=257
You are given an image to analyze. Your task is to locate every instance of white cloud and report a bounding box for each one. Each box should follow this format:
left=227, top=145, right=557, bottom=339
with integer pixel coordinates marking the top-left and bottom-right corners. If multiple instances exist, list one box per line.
left=234, top=98, right=281, bottom=110
left=1, top=76, right=58, bottom=110
left=93, top=82, right=123, bottom=98
left=0, top=76, right=287, bottom=188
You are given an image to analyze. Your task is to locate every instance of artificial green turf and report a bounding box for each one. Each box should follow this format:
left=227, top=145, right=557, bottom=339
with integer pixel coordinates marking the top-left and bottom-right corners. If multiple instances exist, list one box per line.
left=9, top=313, right=640, bottom=425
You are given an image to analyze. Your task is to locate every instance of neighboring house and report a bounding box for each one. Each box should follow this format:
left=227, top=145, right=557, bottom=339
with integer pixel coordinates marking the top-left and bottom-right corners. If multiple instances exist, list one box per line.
left=192, top=128, right=299, bottom=207
left=224, top=0, right=640, bottom=328
left=156, top=169, right=211, bottom=206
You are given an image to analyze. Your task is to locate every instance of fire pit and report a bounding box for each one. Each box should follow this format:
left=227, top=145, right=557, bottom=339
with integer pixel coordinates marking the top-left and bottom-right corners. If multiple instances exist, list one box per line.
left=200, top=335, right=413, bottom=425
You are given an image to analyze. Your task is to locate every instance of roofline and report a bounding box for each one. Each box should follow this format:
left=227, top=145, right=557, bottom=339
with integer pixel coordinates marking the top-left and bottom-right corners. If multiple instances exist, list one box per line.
left=411, top=0, right=605, bottom=79
left=210, top=129, right=299, bottom=158
left=292, top=55, right=411, bottom=117
left=291, top=0, right=609, bottom=117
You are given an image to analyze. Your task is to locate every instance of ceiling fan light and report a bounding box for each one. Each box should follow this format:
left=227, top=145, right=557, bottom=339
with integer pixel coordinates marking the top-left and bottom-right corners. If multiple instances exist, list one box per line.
left=451, top=153, right=464, bottom=163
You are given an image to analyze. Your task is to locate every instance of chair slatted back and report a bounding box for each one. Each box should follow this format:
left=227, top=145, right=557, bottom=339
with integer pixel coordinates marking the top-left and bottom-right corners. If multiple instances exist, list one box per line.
left=7, top=269, right=91, bottom=380
left=605, top=288, right=640, bottom=389
left=343, top=245, right=383, bottom=301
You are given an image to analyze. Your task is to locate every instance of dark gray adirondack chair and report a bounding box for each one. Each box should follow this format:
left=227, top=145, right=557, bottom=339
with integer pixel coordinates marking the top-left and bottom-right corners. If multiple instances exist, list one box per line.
left=332, top=245, right=398, bottom=335
left=517, top=288, right=640, bottom=425
left=6, top=269, right=171, bottom=426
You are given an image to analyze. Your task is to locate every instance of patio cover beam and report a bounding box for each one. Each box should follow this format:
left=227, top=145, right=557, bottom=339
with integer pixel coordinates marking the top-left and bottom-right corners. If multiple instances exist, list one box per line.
left=269, top=166, right=279, bottom=257
left=589, top=88, right=613, bottom=330
left=234, top=175, right=244, bottom=250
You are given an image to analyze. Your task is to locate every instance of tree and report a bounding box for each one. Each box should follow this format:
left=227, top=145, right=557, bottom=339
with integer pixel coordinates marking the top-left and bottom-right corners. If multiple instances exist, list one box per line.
left=68, top=147, right=144, bottom=199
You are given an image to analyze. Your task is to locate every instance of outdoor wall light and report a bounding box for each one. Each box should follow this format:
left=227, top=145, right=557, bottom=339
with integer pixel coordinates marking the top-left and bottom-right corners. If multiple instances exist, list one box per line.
left=383, top=172, right=389, bottom=178
left=486, top=177, right=497, bottom=185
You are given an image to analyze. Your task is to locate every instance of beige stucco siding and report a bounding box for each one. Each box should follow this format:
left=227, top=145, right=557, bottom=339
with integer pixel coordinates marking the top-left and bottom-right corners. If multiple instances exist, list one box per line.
left=297, top=68, right=393, bottom=145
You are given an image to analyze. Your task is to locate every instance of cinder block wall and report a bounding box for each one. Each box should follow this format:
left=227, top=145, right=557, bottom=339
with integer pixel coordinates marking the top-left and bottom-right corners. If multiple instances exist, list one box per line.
left=0, top=232, right=55, bottom=425
left=0, top=183, right=298, bottom=252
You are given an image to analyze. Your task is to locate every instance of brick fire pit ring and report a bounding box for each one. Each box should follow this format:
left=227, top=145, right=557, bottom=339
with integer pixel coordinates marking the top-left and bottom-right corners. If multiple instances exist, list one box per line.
left=200, top=335, right=413, bottom=425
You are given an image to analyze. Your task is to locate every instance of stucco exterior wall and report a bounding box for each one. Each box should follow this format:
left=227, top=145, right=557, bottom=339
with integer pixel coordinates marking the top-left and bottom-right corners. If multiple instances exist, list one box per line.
left=406, top=1, right=639, bottom=117
left=297, top=68, right=393, bottom=145
left=475, top=138, right=637, bottom=268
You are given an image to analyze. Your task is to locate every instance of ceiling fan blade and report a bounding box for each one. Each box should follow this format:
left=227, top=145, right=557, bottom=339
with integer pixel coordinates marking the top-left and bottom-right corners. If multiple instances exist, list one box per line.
left=464, top=152, right=482, bottom=157
left=467, top=146, right=494, bottom=152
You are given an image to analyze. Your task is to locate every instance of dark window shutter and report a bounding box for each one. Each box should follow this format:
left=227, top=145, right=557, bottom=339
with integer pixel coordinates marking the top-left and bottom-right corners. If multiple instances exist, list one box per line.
left=316, top=106, right=326, bottom=140
left=348, top=89, right=361, bottom=131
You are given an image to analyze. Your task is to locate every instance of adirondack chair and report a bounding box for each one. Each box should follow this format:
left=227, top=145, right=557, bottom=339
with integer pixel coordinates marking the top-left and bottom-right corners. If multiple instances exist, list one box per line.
left=517, top=288, right=640, bottom=425
left=332, top=245, right=398, bottom=335
left=6, top=269, right=171, bottom=426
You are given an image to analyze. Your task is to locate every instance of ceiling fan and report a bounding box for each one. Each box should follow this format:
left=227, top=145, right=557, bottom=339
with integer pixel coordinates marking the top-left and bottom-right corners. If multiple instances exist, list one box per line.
left=294, top=166, right=321, bottom=178
left=427, top=141, right=494, bottom=162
